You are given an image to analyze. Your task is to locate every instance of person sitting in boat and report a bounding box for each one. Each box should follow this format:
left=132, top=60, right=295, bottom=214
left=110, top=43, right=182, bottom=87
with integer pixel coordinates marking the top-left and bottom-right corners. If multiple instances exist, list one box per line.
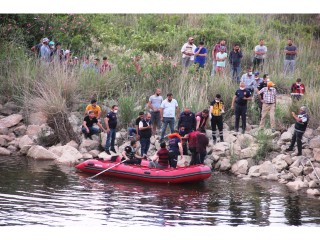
left=81, top=110, right=106, bottom=139
left=291, top=78, right=305, bottom=101
left=168, top=130, right=184, bottom=168
left=149, top=142, right=169, bottom=169
left=122, top=140, right=144, bottom=165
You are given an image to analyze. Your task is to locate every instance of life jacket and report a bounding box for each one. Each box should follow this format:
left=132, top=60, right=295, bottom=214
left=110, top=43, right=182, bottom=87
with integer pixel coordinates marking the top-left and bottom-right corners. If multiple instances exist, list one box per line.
left=168, top=133, right=182, bottom=141
left=211, top=100, right=224, bottom=116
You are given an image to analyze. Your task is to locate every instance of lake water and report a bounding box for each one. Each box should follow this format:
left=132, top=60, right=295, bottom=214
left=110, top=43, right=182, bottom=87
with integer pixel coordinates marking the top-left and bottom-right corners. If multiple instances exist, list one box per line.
left=1, top=156, right=320, bottom=227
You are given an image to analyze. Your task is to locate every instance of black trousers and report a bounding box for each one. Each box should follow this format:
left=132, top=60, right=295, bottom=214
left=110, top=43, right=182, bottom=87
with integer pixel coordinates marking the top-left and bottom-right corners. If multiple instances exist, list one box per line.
left=253, top=58, right=264, bottom=71
left=289, top=130, right=304, bottom=155
left=189, top=147, right=198, bottom=165
left=168, top=151, right=178, bottom=168
left=211, top=115, right=224, bottom=141
left=235, top=104, right=247, bottom=131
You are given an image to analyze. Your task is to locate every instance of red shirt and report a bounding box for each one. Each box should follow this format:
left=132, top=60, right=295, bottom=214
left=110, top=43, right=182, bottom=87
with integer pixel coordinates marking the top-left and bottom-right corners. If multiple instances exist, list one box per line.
left=188, top=131, right=200, bottom=148
left=157, top=148, right=169, bottom=167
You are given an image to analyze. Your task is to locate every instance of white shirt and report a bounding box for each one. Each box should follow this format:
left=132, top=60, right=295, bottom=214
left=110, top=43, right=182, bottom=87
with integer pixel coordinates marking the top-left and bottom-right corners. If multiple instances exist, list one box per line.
left=160, top=99, right=178, bottom=118
left=181, top=43, right=197, bottom=60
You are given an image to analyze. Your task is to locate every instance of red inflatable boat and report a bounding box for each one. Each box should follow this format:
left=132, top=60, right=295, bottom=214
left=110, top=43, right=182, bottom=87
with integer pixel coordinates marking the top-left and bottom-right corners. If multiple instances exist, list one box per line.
left=75, top=156, right=212, bottom=184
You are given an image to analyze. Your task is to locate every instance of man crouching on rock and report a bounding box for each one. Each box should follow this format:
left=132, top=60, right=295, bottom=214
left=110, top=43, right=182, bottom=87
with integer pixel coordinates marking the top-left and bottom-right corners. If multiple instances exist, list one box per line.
left=82, top=110, right=106, bottom=139
left=285, top=106, right=309, bottom=156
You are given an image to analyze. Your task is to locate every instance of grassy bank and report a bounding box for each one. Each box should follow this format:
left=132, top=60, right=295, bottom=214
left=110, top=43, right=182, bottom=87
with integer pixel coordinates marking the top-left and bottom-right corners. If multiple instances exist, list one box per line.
left=1, top=14, right=320, bottom=130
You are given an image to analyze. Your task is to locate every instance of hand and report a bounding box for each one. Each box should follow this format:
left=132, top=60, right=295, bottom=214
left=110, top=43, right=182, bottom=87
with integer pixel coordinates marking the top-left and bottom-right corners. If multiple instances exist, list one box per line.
left=106, top=129, right=110, bottom=134
left=231, top=105, right=234, bottom=109
left=86, top=128, right=90, bottom=133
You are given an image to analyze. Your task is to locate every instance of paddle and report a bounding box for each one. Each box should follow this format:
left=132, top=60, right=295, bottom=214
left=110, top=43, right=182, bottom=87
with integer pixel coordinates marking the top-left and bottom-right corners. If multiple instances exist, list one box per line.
left=88, top=158, right=129, bottom=180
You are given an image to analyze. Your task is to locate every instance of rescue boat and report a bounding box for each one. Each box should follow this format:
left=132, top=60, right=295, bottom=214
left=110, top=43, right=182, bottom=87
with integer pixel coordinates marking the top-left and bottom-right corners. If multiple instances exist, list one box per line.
left=75, top=156, right=212, bottom=184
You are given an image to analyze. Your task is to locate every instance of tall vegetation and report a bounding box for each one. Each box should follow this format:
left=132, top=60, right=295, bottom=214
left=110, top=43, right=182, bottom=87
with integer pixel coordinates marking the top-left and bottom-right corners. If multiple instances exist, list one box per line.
left=1, top=14, right=320, bottom=132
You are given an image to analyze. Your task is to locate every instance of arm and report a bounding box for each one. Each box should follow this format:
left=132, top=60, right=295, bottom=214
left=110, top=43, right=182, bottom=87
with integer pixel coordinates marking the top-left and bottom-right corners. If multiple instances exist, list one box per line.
left=122, top=151, right=129, bottom=160
left=97, top=122, right=106, bottom=133
left=291, top=112, right=302, bottom=122
left=178, top=142, right=184, bottom=159
left=160, top=107, right=164, bottom=121
left=176, top=105, right=180, bottom=118
left=82, top=121, right=89, bottom=133
left=104, top=117, right=110, bottom=133
left=196, top=116, right=201, bottom=130
left=139, top=121, right=151, bottom=131
left=147, top=100, right=154, bottom=111
left=231, top=96, right=236, bottom=109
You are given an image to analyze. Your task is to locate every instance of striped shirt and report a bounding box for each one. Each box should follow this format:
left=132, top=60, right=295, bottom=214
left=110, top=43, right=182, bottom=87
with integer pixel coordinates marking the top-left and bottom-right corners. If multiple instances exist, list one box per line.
left=258, top=87, right=277, bottom=104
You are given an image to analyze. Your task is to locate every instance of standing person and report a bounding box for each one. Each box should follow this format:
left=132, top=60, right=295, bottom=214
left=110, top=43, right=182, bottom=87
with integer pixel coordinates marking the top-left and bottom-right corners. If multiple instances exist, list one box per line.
left=258, top=81, right=277, bottom=132
left=93, top=58, right=100, bottom=73
left=240, top=68, right=255, bottom=94
left=231, top=82, right=252, bottom=134
left=178, top=107, right=196, bottom=134
left=31, top=38, right=43, bottom=58
left=100, top=56, right=112, bottom=74
left=85, top=99, right=102, bottom=119
left=148, top=88, right=163, bottom=136
left=82, top=110, right=106, bottom=139
left=139, top=113, right=152, bottom=157
left=210, top=94, right=225, bottom=144
left=82, top=56, right=91, bottom=69
left=104, top=105, right=119, bottom=155
left=211, top=39, right=227, bottom=77
left=285, top=106, right=309, bottom=156
left=40, top=38, right=51, bottom=63
left=122, top=140, right=144, bottom=165
left=195, top=109, right=209, bottom=133
left=284, top=38, right=297, bottom=76
left=186, top=129, right=200, bottom=165
left=168, top=130, right=184, bottom=168
left=52, top=42, right=63, bottom=63
left=181, top=37, right=196, bottom=68
left=256, top=74, right=269, bottom=119
left=215, top=46, right=228, bottom=76
left=196, top=129, right=209, bottom=164
left=253, top=39, right=267, bottom=72
left=193, top=41, right=207, bottom=70
left=159, top=93, right=179, bottom=142
left=290, top=78, right=305, bottom=101
left=252, top=72, right=263, bottom=119
left=229, top=43, right=243, bottom=82
left=149, top=142, right=170, bottom=169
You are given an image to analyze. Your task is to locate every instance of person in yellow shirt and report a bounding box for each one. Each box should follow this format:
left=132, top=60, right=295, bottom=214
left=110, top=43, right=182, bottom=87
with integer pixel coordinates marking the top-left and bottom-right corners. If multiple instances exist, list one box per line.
left=85, top=99, right=101, bottom=119
left=209, top=94, right=225, bottom=144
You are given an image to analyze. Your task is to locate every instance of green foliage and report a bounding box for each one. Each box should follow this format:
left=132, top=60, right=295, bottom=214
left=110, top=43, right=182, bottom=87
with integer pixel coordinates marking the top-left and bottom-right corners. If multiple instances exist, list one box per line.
left=253, top=130, right=274, bottom=163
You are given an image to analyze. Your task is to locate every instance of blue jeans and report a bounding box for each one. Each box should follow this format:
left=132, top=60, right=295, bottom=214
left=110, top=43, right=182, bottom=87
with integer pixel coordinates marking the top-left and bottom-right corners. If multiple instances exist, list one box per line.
left=140, top=138, right=151, bottom=156
left=160, top=117, right=175, bottom=140
left=81, top=126, right=100, bottom=135
left=128, top=127, right=137, bottom=137
left=231, top=66, right=241, bottom=82
left=105, top=128, right=116, bottom=150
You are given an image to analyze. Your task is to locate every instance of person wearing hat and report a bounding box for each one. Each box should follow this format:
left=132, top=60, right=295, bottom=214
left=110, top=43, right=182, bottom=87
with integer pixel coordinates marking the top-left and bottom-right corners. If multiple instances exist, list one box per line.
left=257, top=81, right=277, bottom=132
left=40, top=37, right=51, bottom=62
left=181, top=37, right=197, bottom=68
left=285, top=106, right=309, bottom=156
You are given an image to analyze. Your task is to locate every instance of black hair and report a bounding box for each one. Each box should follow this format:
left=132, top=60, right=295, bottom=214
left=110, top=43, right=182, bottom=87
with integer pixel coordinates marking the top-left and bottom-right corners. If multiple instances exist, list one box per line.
left=160, top=142, right=166, bottom=148
left=216, top=94, right=221, bottom=99
left=202, top=109, right=209, bottom=114
left=263, top=74, right=268, bottom=79
left=90, top=99, right=97, bottom=104
left=130, top=140, right=137, bottom=146
left=139, top=111, right=145, bottom=115
left=296, top=78, right=301, bottom=82
left=111, top=105, right=118, bottom=109
left=103, top=56, right=108, bottom=60
left=167, top=93, right=173, bottom=97
left=199, top=41, right=204, bottom=45
left=94, top=58, right=100, bottom=61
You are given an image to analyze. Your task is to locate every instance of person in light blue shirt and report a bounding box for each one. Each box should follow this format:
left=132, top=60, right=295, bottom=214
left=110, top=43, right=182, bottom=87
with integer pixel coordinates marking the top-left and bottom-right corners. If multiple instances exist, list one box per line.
left=40, top=38, right=51, bottom=62
left=159, top=93, right=180, bottom=142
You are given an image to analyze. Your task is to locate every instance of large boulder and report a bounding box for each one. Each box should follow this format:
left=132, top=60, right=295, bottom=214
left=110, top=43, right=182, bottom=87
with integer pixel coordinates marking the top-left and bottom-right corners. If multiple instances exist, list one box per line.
left=79, top=139, right=100, bottom=151
left=235, top=134, right=255, bottom=149
left=272, top=154, right=288, bottom=172
left=248, top=165, right=261, bottom=177
left=28, top=112, right=47, bottom=125
left=240, top=145, right=258, bottom=159
left=66, top=140, right=79, bottom=149
left=313, top=148, right=320, bottom=161
left=219, top=158, right=231, bottom=171
left=54, top=146, right=83, bottom=165
left=0, top=126, right=9, bottom=135
left=231, top=159, right=249, bottom=175
left=26, top=124, right=44, bottom=138
left=280, top=131, right=292, bottom=142
left=18, top=135, right=34, bottom=149
left=306, top=189, right=320, bottom=196
left=27, top=145, right=58, bottom=160
left=13, top=125, right=27, bottom=137
left=259, top=161, right=277, bottom=176
left=0, top=147, right=11, bottom=156
left=0, top=101, right=20, bottom=115
left=0, top=114, right=23, bottom=128
left=286, top=179, right=309, bottom=191
left=0, top=136, right=8, bottom=147
left=289, top=166, right=303, bottom=177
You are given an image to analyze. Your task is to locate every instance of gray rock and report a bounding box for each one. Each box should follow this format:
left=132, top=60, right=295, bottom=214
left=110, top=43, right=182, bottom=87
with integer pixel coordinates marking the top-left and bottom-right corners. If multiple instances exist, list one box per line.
left=248, top=165, right=261, bottom=177
left=27, top=145, right=58, bottom=160
left=309, top=136, right=320, bottom=149
left=0, top=127, right=9, bottom=135
left=0, top=147, right=11, bottom=156
left=28, top=112, right=47, bottom=125
left=280, top=131, right=292, bottom=142
left=266, top=174, right=279, bottom=181
left=231, top=159, right=249, bottom=175
left=0, top=114, right=23, bottom=128
left=306, top=188, right=320, bottom=196
left=220, top=158, right=231, bottom=171
left=13, top=125, right=27, bottom=137
left=289, top=166, right=303, bottom=177
left=259, top=161, right=277, bottom=176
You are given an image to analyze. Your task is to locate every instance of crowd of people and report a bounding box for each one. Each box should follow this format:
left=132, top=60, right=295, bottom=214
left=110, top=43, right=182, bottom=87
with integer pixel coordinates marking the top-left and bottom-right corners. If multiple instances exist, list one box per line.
left=181, top=37, right=298, bottom=79
left=75, top=35, right=308, bottom=168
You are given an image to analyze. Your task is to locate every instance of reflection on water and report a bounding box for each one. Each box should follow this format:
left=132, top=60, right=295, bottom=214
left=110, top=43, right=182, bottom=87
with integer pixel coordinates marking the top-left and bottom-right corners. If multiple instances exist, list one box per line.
left=1, top=156, right=320, bottom=226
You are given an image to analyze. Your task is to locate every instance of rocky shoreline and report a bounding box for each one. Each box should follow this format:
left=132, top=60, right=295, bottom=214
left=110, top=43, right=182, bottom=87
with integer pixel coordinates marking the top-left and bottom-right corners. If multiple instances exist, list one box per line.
left=1, top=101, right=320, bottom=198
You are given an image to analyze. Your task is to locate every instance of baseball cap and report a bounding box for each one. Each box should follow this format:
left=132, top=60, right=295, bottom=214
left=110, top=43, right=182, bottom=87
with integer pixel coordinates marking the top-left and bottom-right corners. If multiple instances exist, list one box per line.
left=267, top=81, right=275, bottom=87
left=254, top=72, right=259, bottom=76
left=42, top=37, right=49, bottom=43
left=64, top=50, right=70, bottom=54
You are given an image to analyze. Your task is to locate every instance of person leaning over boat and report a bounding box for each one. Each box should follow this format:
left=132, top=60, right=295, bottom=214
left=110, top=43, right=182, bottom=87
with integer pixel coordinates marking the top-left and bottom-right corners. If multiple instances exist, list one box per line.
left=82, top=110, right=106, bottom=139
left=196, top=129, right=209, bottom=164
left=149, top=142, right=170, bottom=169
left=168, top=130, right=184, bottom=168
left=122, top=140, right=144, bottom=165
